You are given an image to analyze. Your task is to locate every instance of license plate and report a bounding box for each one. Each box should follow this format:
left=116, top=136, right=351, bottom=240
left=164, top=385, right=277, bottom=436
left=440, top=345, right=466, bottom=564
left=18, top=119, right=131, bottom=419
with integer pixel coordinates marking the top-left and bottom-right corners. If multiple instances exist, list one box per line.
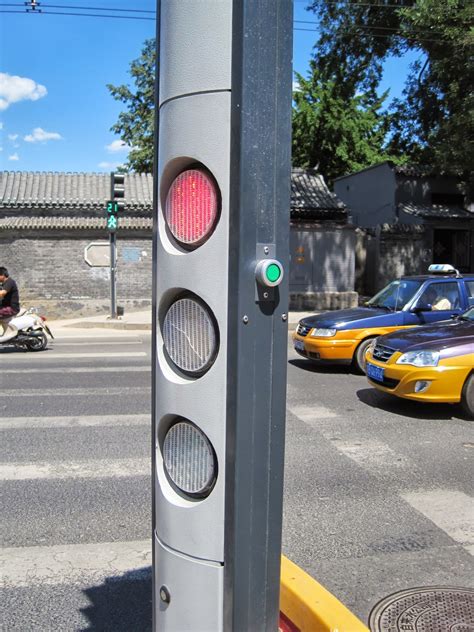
left=367, top=362, right=384, bottom=382
left=294, top=340, right=305, bottom=353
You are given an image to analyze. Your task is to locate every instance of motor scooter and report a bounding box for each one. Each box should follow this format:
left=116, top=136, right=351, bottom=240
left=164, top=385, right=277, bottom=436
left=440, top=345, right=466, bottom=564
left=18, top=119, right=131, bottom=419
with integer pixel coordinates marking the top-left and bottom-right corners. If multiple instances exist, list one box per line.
left=0, top=307, right=54, bottom=351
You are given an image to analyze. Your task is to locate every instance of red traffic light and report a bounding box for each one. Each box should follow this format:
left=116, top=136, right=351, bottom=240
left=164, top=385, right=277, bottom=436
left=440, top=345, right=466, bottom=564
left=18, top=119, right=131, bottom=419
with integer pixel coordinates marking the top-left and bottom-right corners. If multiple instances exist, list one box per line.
left=165, top=167, right=220, bottom=249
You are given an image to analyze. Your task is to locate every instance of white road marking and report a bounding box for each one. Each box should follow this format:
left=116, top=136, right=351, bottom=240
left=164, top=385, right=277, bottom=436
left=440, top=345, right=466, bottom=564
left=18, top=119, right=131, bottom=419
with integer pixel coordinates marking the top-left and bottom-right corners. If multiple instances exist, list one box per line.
left=335, top=439, right=410, bottom=472
left=1, top=539, right=151, bottom=587
left=0, top=352, right=147, bottom=360
left=287, top=405, right=415, bottom=476
left=0, top=414, right=150, bottom=430
left=1, top=386, right=151, bottom=397
left=402, top=489, right=474, bottom=555
left=287, top=405, right=338, bottom=426
left=0, top=458, right=150, bottom=480
left=1, top=366, right=150, bottom=374
left=51, top=341, right=142, bottom=346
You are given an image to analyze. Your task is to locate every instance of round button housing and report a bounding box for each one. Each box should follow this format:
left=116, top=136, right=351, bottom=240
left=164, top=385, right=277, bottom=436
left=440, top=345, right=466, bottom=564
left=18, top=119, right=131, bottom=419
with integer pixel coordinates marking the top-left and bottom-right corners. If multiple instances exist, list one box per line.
left=255, top=259, right=284, bottom=288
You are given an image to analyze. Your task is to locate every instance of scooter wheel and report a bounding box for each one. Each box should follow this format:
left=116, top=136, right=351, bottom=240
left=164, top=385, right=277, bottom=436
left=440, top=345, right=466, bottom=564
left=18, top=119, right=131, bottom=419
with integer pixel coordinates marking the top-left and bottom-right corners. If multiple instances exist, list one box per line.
left=27, top=332, right=48, bottom=351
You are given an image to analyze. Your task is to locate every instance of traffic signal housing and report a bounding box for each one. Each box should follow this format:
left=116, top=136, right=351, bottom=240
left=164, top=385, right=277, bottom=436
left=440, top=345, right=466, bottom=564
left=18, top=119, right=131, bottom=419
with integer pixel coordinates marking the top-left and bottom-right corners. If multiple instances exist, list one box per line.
left=153, top=1, right=292, bottom=630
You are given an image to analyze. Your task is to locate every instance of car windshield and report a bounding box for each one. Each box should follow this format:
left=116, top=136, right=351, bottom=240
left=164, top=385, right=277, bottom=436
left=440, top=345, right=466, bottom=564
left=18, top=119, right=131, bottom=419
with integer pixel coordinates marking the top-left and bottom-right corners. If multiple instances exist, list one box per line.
left=366, top=279, right=424, bottom=311
left=459, top=307, right=474, bottom=321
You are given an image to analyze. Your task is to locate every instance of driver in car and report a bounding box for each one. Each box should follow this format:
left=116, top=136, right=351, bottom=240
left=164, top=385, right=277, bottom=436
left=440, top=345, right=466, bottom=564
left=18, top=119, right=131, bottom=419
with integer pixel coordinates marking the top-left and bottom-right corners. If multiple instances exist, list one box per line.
left=422, top=286, right=451, bottom=311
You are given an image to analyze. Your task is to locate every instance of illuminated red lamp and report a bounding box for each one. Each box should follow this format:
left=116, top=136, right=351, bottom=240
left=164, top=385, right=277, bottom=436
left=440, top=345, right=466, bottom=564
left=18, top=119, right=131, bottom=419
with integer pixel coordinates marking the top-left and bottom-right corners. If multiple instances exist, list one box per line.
left=165, top=167, right=220, bottom=248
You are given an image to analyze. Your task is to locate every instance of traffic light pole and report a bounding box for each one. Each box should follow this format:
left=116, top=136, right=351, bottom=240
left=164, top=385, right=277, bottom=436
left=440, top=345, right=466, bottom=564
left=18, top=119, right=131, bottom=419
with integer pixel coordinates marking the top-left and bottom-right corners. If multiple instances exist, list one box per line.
left=152, top=2, right=292, bottom=630
left=108, top=172, right=124, bottom=320
left=109, top=231, right=117, bottom=320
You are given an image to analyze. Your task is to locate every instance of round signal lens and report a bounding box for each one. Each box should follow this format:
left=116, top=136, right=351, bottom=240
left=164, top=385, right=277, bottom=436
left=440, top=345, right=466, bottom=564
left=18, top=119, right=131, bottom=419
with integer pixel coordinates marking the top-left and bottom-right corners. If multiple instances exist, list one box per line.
left=163, top=420, right=217, bottom=497
left=163, top=295, right=218, bottom=375
left=165, top=168, right=219, bottom=248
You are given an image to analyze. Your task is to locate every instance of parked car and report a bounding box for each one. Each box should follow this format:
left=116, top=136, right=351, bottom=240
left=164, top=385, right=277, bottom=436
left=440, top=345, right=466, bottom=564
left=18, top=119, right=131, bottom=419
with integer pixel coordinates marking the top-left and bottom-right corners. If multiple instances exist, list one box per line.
left=293, top=265, right=474, bottom=373
left=365, top=308, right=474, bottom=418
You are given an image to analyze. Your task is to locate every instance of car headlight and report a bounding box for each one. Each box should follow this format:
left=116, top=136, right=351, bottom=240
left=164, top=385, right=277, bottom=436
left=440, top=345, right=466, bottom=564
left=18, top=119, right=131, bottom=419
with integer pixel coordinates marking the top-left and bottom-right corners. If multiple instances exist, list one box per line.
left=396, top=350, right=440, bottom=367
left=310, top=328, right=337, bottom=337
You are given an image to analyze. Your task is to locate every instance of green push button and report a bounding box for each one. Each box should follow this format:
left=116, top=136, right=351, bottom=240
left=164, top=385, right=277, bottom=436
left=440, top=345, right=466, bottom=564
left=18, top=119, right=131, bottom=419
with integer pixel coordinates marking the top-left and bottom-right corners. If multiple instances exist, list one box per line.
left=255, top=258, right=284, bottom=288
left=266, top=263, right=281, bottom=283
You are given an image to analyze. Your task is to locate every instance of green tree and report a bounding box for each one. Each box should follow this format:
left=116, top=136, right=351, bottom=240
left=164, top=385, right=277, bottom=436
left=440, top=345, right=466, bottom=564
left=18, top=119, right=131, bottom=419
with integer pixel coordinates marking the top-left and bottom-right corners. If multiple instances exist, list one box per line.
left=107, top=38, right=156, bottom=173
left=305, top=0, right=473, bottom=177
left=390, top=0, right=474, bottom=176
left=292, top=63, right=399, bottom=183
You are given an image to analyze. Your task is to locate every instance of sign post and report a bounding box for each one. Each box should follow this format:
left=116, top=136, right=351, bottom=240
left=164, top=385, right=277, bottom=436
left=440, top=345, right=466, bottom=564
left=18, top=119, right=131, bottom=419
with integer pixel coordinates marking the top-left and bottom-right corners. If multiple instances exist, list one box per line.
left=107, top=173, right=125, bottom=319
left=152, top=1, right=293, bottom=630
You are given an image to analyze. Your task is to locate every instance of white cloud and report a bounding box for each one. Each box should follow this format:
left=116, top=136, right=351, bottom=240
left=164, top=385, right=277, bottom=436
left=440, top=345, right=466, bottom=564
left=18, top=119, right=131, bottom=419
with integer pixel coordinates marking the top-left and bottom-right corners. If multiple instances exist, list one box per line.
left=8, top=133, right=18, bottom=141
left=106, top=140, right=130, bottom=153
left=0, top=73, right=47, bottom=111
left=24, top=127, right=62, bottom=143
left=0, top=122, right=3, bottom=130
left=8, top=153, right=19, bottom=161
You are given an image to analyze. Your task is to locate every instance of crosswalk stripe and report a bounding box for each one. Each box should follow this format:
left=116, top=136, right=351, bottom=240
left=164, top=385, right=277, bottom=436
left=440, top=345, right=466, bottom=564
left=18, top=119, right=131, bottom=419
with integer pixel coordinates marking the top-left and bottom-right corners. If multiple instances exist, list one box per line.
left=401, top=489, right=474, bottom=555
left=1, top=366, right=150, bottom=374
left=1, top=539, right=151, bottom=587
left=334, top=439, right=411, bottom=472
left=51, top=341, right=142, bottom=346
left=1, top=386, right=151, bottom=397
left=1, top=352, right=147, bottom=360
left=287, top=404, right=338, bottom=426
left=0, top=458, right=150, bottom=480
left=0, top=414, right=150, bottom=430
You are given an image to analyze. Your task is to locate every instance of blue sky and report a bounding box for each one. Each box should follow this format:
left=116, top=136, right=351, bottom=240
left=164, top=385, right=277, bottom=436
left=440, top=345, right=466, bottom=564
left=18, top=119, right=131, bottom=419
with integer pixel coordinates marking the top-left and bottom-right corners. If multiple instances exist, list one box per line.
left=0, top=1, right=420, bottom=173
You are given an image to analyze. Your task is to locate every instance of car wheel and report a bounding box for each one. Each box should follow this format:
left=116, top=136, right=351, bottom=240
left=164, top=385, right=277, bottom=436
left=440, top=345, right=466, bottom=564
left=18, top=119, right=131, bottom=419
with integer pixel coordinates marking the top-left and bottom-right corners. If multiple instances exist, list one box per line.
left=353, top=338, right=375, bottom=375
left=461, top=374, right=474, bottom=419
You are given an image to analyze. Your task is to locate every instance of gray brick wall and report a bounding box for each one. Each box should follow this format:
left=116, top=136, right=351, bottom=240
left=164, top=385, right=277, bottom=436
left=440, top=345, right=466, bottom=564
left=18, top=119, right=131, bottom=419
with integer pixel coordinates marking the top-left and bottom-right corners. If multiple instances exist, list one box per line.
left=0, top=231, right=152, bottom=317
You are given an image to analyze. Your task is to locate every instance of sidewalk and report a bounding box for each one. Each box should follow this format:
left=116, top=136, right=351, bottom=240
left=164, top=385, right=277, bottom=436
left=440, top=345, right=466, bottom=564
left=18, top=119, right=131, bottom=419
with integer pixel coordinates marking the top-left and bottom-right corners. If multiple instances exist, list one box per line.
left=49, top=309, right=315, bottom=335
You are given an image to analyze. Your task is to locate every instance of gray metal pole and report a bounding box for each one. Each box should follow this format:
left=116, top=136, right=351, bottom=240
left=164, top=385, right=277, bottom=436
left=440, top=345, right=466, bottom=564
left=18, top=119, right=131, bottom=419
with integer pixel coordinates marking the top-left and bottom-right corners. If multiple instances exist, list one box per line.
left=110, top=231, right=117, bottom=319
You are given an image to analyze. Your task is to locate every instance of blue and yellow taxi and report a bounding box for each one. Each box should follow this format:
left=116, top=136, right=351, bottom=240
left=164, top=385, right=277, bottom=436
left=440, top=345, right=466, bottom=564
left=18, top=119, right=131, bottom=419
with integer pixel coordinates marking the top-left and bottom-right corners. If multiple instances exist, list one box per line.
left=293, top=265, right=474, bottom=373
left=365, top=308, right=474, bottom=418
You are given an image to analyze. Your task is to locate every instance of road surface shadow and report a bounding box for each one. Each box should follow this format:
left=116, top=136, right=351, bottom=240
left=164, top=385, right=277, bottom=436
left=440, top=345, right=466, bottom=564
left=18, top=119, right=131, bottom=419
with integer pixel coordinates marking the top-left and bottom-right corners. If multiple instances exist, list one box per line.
left=288, top=358, right=356, bottom=375
left=80, top=568, right=152, bottom=631
left=357, top=387, right=469, bottom=421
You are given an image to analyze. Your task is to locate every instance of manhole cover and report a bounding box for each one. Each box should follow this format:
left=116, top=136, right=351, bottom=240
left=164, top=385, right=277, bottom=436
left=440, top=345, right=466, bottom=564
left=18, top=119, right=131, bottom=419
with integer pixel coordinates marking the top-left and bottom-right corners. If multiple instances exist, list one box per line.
left=369, top=586, right=474, bottom=631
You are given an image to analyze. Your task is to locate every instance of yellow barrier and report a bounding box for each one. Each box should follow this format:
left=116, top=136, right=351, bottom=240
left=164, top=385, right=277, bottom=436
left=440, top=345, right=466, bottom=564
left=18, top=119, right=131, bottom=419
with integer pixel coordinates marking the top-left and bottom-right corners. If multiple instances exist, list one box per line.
left=280, top=556, right=369, bottom=632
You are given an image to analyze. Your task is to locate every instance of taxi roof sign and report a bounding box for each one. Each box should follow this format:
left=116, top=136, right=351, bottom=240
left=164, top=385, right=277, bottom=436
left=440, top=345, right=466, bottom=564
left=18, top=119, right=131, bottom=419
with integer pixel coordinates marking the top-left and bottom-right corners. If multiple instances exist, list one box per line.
left=428, top=264, right=461, bottom=277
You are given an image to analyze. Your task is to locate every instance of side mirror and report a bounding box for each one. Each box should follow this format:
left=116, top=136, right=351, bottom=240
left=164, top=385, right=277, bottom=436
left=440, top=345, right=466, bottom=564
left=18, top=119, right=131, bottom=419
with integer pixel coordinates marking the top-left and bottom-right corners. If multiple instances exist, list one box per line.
left=412, top=303, right=432, bottom=313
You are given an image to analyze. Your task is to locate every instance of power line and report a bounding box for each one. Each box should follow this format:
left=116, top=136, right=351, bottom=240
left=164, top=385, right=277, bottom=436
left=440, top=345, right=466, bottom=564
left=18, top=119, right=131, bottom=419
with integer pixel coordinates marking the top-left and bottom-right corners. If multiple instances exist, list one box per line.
left=41, top=3, right=154, bottom=12
left=0, top=4, right=459, bottom=43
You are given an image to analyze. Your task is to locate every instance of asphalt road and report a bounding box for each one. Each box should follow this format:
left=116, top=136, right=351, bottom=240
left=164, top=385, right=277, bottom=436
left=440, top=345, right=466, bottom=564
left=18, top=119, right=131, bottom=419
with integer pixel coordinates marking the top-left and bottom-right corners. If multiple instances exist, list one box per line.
left=1, top=332, right=473, bottom=630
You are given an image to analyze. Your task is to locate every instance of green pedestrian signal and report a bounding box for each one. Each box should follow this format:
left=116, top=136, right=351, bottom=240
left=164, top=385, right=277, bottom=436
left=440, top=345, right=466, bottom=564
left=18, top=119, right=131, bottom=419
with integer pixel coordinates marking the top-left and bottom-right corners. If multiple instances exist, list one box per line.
left=107, top=215, right=118, bottom=231
left=105, top=199, right=123, bottom=232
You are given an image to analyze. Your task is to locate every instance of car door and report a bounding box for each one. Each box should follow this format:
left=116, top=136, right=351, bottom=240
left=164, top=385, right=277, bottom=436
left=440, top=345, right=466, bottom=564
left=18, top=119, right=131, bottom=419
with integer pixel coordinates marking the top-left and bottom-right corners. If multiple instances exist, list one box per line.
left=415, top=281, right=463, bottom=324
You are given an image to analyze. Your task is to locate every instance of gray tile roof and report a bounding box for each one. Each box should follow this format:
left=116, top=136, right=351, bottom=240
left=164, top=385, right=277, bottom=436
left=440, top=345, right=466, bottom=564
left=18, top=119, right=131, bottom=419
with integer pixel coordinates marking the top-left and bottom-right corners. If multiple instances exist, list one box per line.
left=399, top=202, right=474, bottom=220
left=0, top=171, right=153, bottom=210
left=290, top=169, right=347, bottom=220
left=1, top=169, right=345, bottom=209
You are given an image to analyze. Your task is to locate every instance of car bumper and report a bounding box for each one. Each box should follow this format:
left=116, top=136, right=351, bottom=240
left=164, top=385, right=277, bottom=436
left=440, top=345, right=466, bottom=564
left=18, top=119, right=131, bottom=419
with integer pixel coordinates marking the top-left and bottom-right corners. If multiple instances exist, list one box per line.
left=366, top=354, right=468, bottom=403
left=292, top=333, right=356, bottom=363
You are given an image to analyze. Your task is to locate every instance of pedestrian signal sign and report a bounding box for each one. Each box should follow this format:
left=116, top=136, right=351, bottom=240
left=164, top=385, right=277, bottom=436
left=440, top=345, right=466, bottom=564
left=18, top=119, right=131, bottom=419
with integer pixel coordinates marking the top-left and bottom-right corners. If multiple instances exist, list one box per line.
left=107, top=215, right=118, bottom=231
left=105, top=199, right=123, bottom=232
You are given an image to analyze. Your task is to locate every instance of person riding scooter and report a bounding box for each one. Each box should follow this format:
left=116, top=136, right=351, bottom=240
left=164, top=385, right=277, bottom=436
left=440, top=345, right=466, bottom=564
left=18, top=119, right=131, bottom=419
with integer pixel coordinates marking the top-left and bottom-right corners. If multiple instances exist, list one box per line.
left=0, top=266, right=20, bottom=342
